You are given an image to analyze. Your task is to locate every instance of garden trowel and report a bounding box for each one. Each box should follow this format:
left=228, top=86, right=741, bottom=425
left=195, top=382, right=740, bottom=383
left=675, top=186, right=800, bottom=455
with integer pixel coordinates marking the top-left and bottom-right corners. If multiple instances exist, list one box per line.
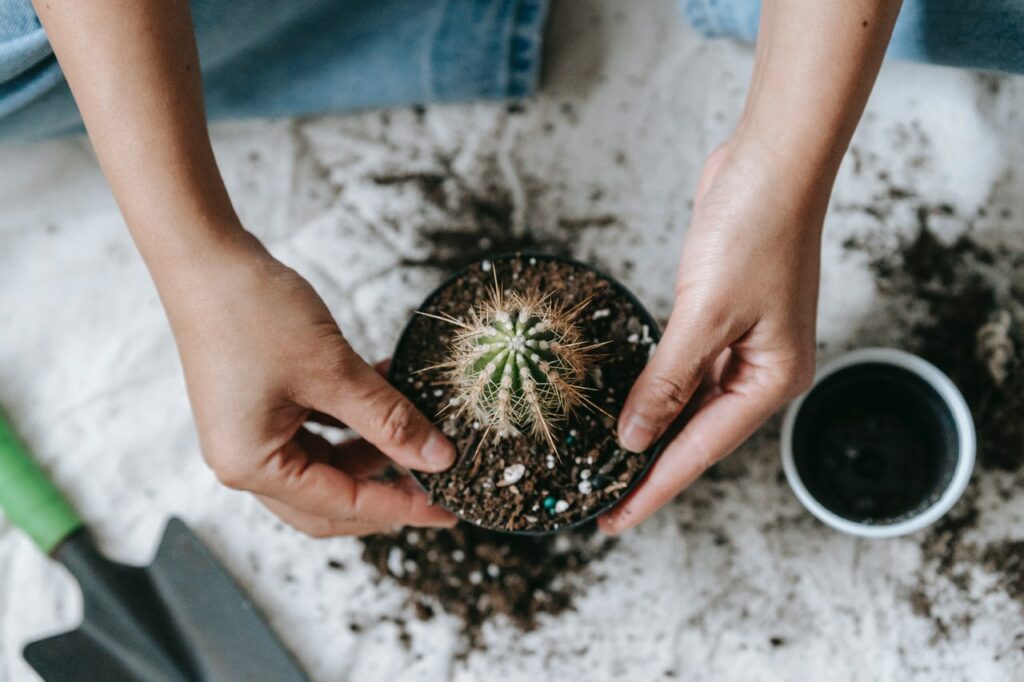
left=0, top=408, right=310, bottom=682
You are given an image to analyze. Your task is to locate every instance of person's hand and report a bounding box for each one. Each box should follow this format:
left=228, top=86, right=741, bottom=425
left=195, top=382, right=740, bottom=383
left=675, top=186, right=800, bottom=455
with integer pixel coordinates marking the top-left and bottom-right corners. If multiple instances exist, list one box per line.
left=599, top=138, right=825, bottom=533
left=164, top=234, right=457, bottom=537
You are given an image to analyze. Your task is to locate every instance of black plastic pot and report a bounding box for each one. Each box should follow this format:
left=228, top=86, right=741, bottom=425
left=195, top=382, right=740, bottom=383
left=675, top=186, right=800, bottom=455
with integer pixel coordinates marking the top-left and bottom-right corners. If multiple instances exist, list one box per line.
left=388, top=252, right=665, bottom=535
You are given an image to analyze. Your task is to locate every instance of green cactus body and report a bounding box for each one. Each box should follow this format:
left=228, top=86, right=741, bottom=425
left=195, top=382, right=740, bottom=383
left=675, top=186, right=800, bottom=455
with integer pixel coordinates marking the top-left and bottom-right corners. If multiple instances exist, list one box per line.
left=436, top=288, right=601, bottom=451
left=473, top=309, right=566, bottom=430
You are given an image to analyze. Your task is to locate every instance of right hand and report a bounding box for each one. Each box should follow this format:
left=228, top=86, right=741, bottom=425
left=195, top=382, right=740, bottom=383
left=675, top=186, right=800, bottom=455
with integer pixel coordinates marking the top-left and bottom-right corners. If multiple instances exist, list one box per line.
left=163, top=234, right=457, bottom=537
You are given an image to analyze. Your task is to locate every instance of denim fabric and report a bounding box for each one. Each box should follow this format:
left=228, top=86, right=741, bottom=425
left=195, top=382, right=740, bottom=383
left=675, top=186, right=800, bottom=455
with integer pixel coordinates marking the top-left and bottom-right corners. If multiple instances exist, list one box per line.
left=0, top=0, right=549, bottom=140
left=683, top=0, right=1024, bottom=75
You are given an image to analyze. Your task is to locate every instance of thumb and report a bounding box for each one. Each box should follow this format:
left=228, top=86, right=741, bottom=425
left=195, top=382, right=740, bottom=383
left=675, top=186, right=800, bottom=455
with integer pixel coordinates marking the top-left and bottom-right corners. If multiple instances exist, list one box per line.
left=310, top=349, right=456, bottom=473
left=617, top=307, right=729, bottom=452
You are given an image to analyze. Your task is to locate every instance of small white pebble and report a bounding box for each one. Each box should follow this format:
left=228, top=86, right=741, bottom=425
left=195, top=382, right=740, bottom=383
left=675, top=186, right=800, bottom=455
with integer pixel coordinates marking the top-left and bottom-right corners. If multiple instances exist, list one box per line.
left=627, top=333, right=639, bottom=343
left=487, top=564, right=501, bottom=578
left=502, top=463, right=526, bottom=485
left=407, top=531, right=420, bottom=544
left=452, top=549, right=465, bottom=562
left=387, top=548, right=404, bottom=576
left=580, top=469, right=591, bottom=480
left=578, top=480, right=593, bottom=494
left=469, top=571, right=483, bottom=585
left=403, top=559, right=418, bottom=574
left=433, top=388, right=444, bottom=397
left=554, top=500, right=569, bottom=513
left=591, top=309, right=610, bottom=320
left=481, top=260, right=492, bottom=272
left=529, top=257, right=537, bottom=265
left=569, top=429, right=578, bottom=437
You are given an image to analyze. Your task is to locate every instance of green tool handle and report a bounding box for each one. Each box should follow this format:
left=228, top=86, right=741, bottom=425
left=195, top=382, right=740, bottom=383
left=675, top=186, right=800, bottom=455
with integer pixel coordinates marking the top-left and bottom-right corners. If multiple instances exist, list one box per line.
left=0, top=409, right=83, bottom=553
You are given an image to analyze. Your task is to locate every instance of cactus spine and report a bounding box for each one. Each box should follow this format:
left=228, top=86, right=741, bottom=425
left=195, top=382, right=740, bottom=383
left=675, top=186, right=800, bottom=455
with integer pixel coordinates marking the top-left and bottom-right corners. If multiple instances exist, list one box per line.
left=429, top=283, right=603, bottom=452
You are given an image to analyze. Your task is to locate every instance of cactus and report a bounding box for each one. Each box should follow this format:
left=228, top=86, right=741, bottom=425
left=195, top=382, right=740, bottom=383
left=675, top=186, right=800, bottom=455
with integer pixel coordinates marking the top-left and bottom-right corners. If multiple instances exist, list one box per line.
left=427, top=284, right=605, bottom=452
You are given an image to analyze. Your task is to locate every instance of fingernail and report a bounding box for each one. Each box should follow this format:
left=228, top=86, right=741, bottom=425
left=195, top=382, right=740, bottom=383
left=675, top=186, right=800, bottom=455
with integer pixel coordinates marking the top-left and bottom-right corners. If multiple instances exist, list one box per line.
left=619, top=414, right=656, bottom=453
left=421, top=431, right=455, bottom=470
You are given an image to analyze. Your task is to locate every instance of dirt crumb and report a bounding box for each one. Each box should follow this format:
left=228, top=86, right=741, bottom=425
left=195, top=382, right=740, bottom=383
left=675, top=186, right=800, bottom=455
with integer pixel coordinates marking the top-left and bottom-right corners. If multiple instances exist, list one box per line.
left=846, top=192, right=1024, bottom=638
left=360, top=522, right=615, bottom=651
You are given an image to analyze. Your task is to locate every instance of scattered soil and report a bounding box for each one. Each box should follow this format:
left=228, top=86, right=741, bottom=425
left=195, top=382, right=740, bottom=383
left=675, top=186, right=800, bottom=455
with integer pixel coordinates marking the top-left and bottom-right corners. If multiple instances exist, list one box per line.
left=354, top=136, right=637, bottom=649
left=389, top=255, right=659, bottom=532
left=360, top=522, right=616, bottom=650
left=372, top=153, right=620, bottom=273
left=856, top=222, right=1024, bottom=474
left=983, top=541, right=1024, bottom=603
left=845, top=195, right=1024, bottom=637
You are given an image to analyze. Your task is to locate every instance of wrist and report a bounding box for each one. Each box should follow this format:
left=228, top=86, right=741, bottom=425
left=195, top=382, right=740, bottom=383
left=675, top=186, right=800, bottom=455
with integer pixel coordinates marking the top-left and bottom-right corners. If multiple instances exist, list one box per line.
left=136, top=211, right=258, bottom=278
left=144, top=219, right=275, bottom=321
left=725, top=127, right=838, bottom=227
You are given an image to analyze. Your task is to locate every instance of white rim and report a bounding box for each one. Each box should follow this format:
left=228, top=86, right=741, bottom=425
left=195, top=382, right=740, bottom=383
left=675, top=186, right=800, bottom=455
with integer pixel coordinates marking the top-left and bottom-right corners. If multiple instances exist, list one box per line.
left=780, top=348, right=976, bottom=538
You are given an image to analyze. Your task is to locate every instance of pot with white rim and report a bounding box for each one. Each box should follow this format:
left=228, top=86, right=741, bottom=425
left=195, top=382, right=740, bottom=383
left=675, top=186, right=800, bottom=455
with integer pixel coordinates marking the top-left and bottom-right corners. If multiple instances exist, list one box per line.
left=781, top=347, right=975, bottom=538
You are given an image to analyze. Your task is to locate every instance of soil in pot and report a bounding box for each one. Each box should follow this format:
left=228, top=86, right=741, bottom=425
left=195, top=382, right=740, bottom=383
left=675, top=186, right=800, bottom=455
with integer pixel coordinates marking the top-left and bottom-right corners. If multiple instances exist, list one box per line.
left=791, top=362, right=959, bottom=524
left=389, top=254, right=659, bottom=533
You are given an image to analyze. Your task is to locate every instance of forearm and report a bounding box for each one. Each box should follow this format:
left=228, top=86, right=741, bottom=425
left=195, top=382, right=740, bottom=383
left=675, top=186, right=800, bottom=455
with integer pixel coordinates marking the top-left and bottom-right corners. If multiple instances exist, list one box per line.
left=735, top=0, right=902, bottom=211
left=32, top=1, right=250, bottom=286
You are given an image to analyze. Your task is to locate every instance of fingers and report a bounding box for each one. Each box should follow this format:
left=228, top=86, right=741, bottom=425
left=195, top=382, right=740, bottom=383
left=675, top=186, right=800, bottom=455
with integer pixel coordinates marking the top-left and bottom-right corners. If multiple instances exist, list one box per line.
left=230, top=437, right=456, bottom=529
left=600, top=366, right=795, bottom=534
left=313, top=350, right=456, bottom=473
left=295, top=428, right=392, bottom=479
left=257, top=495, right=390, bottom=537
left=617, top=308, right=731, bottom=453
left=304, top=360, right=391, bottom=430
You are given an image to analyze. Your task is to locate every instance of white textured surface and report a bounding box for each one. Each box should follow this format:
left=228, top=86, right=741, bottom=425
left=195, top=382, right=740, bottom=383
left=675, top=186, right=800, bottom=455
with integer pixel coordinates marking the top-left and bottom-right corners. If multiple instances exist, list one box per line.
left=2, top=1, right=1024, bottom=680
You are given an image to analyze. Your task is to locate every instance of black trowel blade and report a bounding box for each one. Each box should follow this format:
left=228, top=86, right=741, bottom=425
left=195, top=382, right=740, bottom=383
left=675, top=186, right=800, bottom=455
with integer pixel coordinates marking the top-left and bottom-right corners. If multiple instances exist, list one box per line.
left=147, top=518, right=308, bottom=681
left=23, top=518, right=309, bottom=682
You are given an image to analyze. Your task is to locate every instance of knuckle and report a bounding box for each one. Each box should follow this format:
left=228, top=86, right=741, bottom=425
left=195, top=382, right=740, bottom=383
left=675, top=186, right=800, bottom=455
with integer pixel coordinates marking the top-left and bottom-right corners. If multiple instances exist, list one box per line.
left=683, top=430, right=717, bottom=476
left=300, top=518, right=337, bottom=539
left=210, top=458, right=252, bottom=490
left=320, top=338, right=360, bottom=384
left=645, top=373, right=690, bottom=415
left=374, top=395, right=419, bottom=448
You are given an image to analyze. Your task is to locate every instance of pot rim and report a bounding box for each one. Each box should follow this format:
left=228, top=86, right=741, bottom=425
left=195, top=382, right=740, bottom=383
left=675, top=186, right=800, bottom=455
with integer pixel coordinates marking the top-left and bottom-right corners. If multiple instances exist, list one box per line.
left=388, top=252, right=665, bottom=536
left=780, top=347, right=976, bottom=539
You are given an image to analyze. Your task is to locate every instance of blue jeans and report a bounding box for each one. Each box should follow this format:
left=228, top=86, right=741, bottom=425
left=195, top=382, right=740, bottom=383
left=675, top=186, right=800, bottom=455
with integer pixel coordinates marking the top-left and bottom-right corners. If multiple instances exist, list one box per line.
left=685, top=0, right=1024, bottom=74
left=0, top=0, right=1021, bottom=140
left=0, top=0, right=548, bottom=139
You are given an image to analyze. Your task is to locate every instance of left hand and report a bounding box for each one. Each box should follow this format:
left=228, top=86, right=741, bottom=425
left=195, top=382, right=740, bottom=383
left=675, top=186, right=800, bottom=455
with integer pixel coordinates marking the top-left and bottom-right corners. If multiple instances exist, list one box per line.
left=599, top=137, right=825, bottom=533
